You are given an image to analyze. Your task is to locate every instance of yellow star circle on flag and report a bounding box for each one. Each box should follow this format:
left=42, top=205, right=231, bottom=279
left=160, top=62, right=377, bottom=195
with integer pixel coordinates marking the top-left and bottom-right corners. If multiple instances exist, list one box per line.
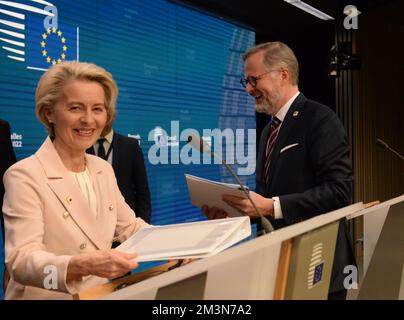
left=40, top=27, right=69, bottom=65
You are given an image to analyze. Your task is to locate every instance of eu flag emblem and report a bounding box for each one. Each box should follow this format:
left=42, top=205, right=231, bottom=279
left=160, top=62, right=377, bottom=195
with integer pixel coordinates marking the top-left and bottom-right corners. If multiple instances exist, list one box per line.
left=26, top=15, right=77, bottom=69
left=313, top=262, right=324, bottom=286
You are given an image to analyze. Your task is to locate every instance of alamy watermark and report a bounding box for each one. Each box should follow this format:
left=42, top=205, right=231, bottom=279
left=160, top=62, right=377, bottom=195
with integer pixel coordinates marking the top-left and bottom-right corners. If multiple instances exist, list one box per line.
left=147, top=121, right=256, bottom=175
left=43, top=265, right=58, bottom=290
left=343, top=264, right=359, bottom=290
left=44, top=5, right=58, bottom=30
left=343, top=5, right=360, bottom=30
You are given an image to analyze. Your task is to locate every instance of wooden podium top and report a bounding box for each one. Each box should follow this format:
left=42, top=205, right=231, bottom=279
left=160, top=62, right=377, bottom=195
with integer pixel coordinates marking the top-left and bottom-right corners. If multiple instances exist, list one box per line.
left=364, top=201, right=380, bottom=209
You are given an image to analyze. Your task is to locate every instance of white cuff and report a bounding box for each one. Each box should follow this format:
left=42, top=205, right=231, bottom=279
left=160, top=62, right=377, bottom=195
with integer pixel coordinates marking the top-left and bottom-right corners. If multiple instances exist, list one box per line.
left=272, top=197, right=283, bottom=219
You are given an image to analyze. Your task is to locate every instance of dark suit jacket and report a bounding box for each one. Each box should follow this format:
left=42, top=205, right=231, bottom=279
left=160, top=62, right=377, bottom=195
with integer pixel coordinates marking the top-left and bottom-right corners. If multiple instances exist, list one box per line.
left=0, top=119, right=17, bottom=239
left=256, top=93, right=356, bottom=293
left=87, top=132, right=152, bottom=223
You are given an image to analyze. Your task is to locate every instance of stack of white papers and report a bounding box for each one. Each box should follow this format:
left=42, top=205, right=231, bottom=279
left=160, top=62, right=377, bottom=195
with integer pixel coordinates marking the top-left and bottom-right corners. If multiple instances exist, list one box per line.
left=116, top=216, right=251, bottom=262
left=185, top=174, right=249, bottom=217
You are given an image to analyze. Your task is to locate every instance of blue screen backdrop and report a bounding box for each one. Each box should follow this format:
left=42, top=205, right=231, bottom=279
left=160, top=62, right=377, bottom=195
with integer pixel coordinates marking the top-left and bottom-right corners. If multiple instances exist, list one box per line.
left=0, top=0, right=255, bottom=298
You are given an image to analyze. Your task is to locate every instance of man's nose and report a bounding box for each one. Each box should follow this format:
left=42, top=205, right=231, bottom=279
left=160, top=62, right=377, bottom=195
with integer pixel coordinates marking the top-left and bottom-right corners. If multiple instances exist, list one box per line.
left=245, top=82, right=255, bottom=95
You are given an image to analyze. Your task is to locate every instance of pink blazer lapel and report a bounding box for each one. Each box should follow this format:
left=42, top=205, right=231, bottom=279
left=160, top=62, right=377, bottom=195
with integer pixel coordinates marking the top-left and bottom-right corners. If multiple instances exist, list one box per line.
left=35, top=137, right=107, bottom=249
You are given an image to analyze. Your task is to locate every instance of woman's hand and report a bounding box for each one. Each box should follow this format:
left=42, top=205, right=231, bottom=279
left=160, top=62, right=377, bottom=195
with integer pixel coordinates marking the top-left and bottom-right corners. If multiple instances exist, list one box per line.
left=67, top=249, right=138, bottom=282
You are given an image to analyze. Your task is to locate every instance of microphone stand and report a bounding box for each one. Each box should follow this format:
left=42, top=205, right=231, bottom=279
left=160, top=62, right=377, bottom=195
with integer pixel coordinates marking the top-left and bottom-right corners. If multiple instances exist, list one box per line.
left=387, top=148, right=404, bottom=160
left=376, top=139, right=404, bottom=160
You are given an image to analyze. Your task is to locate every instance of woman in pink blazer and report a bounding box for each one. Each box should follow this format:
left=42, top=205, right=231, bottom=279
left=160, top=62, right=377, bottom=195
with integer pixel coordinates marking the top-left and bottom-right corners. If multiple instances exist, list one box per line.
left=2, top=62, right=150, bottom=299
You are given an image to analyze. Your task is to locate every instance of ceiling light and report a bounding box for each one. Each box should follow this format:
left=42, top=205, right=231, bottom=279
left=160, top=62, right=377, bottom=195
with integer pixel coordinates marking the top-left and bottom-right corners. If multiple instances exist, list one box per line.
left=284, top=0, right=334, bottom=20
left=343, top=5, right=361, bottom=17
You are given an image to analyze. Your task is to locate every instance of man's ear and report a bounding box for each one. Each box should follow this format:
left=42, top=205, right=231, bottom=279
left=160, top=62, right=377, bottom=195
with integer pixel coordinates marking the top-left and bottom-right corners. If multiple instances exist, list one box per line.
left=280, top=68, right=289, bottom=82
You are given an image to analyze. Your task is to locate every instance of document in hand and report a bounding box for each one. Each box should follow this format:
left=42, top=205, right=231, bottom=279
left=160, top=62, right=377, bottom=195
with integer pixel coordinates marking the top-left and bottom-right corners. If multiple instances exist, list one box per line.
left=185, top=174, right=249, bottom=217
left=116, top=216, right=251, bottom=262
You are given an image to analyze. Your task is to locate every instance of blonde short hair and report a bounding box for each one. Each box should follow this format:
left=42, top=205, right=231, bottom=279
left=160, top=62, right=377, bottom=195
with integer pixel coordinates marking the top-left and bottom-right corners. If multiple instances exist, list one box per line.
left=243, top=41, right=299, bottom=85
left=35, top=61, right=118, bottom=137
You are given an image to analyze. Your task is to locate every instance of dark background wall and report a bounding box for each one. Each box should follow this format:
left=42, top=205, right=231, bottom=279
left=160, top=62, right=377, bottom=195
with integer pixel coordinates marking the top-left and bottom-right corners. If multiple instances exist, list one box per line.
left=354, top=0, right=404, bottom=203
left=176, top=0, right=400, bottom=110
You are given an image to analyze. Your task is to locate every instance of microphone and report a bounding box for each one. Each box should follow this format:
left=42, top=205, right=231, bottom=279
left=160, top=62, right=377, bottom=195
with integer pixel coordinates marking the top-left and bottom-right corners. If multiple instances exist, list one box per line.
left=376, top=138, right=404, bottom=160
left=187, top=135, right=274, bottom=234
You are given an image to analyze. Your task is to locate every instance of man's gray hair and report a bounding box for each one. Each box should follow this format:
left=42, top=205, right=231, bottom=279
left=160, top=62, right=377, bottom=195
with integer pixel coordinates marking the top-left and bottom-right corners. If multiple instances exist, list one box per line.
left=243, top=41, right=299, bottom=85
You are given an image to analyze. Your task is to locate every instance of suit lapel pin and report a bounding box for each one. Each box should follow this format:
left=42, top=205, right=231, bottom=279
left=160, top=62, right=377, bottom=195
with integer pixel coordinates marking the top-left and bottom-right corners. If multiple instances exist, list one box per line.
left=293, top=111, right=299, bottom=117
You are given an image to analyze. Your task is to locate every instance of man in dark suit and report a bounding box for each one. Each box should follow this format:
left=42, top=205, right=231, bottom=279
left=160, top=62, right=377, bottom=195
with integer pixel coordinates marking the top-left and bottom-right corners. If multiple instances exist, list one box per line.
left=87, top=128, right=151, bottom=223
left=1, top=119, right=16, bottom=295
left=204, top=42, right=355, bottom=299
left=1, top=119, right=16, bottom=238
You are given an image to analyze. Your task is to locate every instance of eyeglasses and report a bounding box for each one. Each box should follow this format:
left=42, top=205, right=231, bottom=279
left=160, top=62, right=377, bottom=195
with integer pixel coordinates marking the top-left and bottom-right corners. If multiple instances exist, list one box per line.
left=239, top=70, right=277, bottom=88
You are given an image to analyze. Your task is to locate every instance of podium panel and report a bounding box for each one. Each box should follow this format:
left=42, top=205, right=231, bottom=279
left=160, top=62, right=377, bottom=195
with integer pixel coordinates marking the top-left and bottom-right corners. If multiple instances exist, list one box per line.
left=358, top=200, right=404, bottom=299
left=285, top=221, right=339, bottom=299
left=156, top=272, right=207, bottom=300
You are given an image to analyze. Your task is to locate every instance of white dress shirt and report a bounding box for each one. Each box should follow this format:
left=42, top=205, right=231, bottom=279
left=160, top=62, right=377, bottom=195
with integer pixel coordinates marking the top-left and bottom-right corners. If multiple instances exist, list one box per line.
left=69, top=167, right=98, bottom=218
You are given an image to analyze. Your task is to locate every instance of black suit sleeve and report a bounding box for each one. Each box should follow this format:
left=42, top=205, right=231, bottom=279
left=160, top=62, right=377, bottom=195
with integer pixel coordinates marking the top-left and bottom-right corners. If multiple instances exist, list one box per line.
left=279, top=111, right=353, bottom=224
left=1, top=120, right=17, bottom=239
left=131, top=140, right=152, bottom=222
left=0, top=120, right=16, bottom=174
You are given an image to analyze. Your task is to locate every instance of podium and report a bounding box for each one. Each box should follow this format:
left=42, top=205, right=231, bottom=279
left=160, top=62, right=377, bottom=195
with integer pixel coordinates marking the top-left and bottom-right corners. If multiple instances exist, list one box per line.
left=74, top=195, right=404, bottom=299
left=349, top=195, right=404, bottom=299
left=75, top=202, right=361, bottom=299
